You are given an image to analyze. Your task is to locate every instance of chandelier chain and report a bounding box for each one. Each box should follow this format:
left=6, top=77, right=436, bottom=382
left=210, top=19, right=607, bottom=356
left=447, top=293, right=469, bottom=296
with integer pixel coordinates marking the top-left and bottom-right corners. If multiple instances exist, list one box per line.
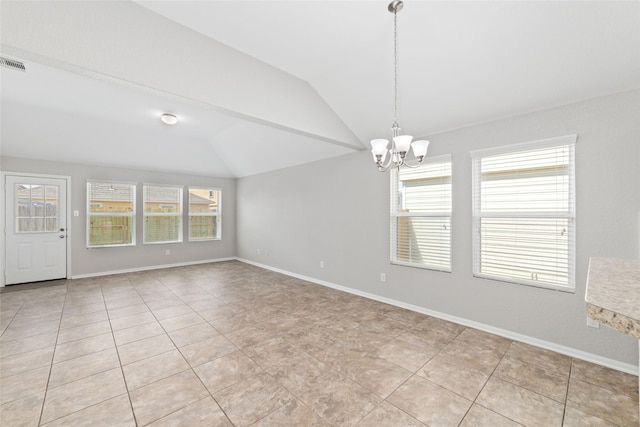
left=393, top=7, right=398, bottom=124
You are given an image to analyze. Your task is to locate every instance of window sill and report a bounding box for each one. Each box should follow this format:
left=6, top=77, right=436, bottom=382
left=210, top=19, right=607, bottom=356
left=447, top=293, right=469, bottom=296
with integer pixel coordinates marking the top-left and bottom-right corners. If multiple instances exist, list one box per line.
left=391, top=260, right=451, bottom=273
left=473, top=273, right=575, bottom=293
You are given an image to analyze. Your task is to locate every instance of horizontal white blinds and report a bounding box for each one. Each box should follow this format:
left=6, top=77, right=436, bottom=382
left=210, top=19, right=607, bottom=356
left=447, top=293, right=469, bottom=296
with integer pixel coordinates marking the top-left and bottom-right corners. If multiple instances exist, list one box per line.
left=87, top=182, right=135, bottom=213
left=392, top=155, right=452, bottom=271
left=143, top=184, right=183, bottom=244
left=144, top=185, right=182, bottom=213
left=471, top=136, right=576, bottom=289
left=394, top=216, right=451, bottom=268
left=188, top=187, right=221, bottom=241
left=86, top=181, right=136, bottom=247
left=480, top=217, right=571, bottom=284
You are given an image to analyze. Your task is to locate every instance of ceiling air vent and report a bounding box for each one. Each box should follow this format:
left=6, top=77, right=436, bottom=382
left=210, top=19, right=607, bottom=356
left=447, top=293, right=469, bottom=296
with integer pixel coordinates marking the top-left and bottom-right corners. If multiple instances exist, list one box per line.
left=0, top=57, right=26, bottom=72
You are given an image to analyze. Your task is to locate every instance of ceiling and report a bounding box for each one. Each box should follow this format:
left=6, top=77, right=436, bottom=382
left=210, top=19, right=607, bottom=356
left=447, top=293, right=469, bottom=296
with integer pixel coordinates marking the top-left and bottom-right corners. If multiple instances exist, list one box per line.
left=1, top=1, right=639, bottom=178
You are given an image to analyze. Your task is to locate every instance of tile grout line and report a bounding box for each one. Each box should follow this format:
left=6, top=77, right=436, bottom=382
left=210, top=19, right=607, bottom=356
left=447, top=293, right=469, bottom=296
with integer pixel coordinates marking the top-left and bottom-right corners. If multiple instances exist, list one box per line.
left=561, top=362, right=638, bottom=425
left=288, top=324, right=418, bottom=425
left=485, top=344, right=576, bottom=416
left=197, top=313, right=335, bottom=425
left=357, top=316, right=464, bottom=423
left=41, top=281, right=132, bottom=424
left=392, top=325, right=474, bottom=426
left=0, top=300, right=22, bottom=338
left=173, top=277, right=241, bottom=427
left=245, top=347, right=336, bottom=426
left=123, top=275, right=188, bottom=426
left=367, top=319, right=448, bottom=427
left=102, top=277, right=140, bottom=427
left=463, top=335, right=519, bottom=426
left=131, top=275, right=235, bottom=426
left=560, top=360, right=573, bottom=427
left=36, top=281, right=69, bottom=427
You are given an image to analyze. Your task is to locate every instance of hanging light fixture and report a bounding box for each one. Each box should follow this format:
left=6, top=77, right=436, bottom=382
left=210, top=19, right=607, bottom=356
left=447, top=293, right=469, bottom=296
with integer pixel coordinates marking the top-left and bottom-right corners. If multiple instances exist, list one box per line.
left=371, top=0, right=430, bottom=171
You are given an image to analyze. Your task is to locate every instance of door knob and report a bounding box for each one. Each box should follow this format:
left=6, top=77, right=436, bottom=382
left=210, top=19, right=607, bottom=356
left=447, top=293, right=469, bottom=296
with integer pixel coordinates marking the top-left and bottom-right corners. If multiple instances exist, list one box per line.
left=59, top=235, right=65, bottom=239
left=60, top=228, right=65, bottom=232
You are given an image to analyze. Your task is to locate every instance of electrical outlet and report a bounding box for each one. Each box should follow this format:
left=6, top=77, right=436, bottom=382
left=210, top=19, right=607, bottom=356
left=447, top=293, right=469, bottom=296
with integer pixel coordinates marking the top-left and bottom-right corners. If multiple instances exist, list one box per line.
left=257, top=248, right=261, bottom=255
left=165, top=249, right=170, bottom=256
left=320, top=261, right=325, bottom=268
left=380, top=273, right=386, bottom=282
left=73, top=210, right=79, bottom=217
left=586, top=317, right=600, bottom=328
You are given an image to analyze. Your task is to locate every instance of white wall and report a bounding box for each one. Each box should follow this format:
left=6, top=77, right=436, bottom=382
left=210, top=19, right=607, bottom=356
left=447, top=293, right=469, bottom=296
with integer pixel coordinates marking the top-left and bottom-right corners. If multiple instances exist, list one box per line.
left=237, top=89, right=640, bottom=368
left=1, top=156, right=236, bottom=278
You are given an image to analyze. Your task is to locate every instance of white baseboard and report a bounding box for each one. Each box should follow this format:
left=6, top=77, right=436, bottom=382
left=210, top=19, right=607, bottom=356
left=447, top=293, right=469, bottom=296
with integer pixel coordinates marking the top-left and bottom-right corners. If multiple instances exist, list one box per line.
left=71, top=257, right=236, bottom=279
left=238, top=258, right=639, bottom=376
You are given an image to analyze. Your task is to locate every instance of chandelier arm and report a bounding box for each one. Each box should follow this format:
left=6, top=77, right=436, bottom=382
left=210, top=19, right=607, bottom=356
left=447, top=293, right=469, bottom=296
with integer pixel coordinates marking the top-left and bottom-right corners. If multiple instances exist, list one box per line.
left=400, top=158, right=425, bottom=168
left=376, top=151, right=395, bottom=171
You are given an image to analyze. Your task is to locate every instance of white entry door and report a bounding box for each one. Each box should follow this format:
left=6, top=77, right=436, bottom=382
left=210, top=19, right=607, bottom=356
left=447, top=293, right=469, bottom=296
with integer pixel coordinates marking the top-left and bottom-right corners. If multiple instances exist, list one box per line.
left=5, top=175, right=68, bottom=285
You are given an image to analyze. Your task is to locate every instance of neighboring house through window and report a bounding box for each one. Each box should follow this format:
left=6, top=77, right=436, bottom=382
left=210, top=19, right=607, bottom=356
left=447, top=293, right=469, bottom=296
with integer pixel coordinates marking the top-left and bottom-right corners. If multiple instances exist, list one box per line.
left=17, top=184, right=59, bottom=233
left=87, top=181, right=136, bottom=247
left=188, top=187, right=221, bottom=241
left=143, top=184, right=183, bottom=244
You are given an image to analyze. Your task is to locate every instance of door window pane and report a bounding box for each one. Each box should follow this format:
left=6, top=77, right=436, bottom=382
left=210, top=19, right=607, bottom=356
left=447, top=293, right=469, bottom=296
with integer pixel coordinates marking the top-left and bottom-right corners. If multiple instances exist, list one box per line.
left=15, top=184, right=58, bottom=233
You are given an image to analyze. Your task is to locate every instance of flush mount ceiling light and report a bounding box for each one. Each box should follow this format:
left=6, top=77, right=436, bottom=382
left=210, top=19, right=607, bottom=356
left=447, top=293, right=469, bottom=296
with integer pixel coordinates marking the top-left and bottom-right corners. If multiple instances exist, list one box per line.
left=370, top=0, right=430, bottom=172
left=160, top=113, right=178, bottom=125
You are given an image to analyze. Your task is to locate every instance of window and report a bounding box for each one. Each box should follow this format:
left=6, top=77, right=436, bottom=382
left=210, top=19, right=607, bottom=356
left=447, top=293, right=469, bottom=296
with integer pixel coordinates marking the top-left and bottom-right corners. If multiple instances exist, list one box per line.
left=143, top=184, right=182, bottom=244
left=391, top=155, right=452, bottom=271
left=16, top=184, right=59, bottom=233
left=188, top=187, right=221, bottom=241
left=471, top=135, right=576, bottom=291
left=87, top=182, right=135, bottom=247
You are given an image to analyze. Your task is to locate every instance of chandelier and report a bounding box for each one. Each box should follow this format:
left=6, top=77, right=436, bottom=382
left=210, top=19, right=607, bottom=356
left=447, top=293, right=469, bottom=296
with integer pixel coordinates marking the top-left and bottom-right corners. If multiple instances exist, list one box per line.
left=370, top=0, right=430, bottom=171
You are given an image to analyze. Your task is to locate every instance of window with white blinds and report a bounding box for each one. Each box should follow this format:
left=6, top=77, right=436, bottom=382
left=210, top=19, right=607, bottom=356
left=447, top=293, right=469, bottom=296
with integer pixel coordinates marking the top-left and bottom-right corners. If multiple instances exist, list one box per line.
left=86, top=181, right=136, bottom=247
left=188, top=187, right=221, bottom=241
left=391, top=155, right=452, bottom=271
left=143, top=184, right=183, bottom=244
left=471, top=135, right=576, bottom=291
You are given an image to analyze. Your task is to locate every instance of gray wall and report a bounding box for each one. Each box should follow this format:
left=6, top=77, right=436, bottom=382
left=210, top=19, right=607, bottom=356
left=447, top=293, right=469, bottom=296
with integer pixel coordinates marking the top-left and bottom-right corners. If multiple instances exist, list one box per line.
left=1, top=156, right=236, bottom=277
left=237, top=89, right=640, bottom=367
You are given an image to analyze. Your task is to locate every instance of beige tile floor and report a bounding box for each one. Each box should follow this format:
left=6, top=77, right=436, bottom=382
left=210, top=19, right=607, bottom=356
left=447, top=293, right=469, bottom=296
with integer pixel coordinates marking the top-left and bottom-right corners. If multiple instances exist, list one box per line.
left=0, top=261, right=638, bottom=426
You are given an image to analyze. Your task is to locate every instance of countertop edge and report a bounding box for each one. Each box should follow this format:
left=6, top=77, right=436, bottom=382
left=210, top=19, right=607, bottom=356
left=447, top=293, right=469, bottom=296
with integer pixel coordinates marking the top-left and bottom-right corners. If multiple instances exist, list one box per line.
left=586, top=301, right=640, bottom=340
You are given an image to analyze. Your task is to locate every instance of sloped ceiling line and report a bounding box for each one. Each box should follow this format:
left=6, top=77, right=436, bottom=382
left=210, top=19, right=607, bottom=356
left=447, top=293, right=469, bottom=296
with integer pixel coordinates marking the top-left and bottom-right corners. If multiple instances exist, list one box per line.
left=0, top=0, right=362, bottom=177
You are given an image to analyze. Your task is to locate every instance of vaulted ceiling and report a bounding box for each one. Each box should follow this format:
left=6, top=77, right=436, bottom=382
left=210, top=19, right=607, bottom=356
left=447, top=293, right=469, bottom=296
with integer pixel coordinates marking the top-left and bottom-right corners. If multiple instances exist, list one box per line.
left=1, top=1, right=639, bottom=177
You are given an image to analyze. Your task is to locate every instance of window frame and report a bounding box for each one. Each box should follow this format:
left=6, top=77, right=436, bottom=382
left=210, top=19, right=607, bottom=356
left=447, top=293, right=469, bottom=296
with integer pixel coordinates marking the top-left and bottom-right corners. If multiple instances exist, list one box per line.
left=86, top=180, right=137, bottom=248
left=390, top=154, right=453, bottom=272
left=143, top=183, right=183, bottom=245
left=188, top=187, right=222, bottom=242
left=471, top=135, right=577, bottom=292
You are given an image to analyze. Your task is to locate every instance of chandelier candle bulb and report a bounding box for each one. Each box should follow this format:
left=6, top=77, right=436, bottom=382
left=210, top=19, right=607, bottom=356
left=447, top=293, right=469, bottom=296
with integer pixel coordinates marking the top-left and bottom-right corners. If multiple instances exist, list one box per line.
left=393, top=135, right=413, bottom=153
left=371, top=139, right=390, bottom=156
left=412, top=140, right=430, bottom=159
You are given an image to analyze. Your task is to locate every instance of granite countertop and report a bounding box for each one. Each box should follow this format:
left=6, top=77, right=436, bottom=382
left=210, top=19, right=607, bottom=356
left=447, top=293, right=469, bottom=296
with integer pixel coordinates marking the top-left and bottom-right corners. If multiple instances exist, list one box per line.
left=585, top=258, right=640, bottom=339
